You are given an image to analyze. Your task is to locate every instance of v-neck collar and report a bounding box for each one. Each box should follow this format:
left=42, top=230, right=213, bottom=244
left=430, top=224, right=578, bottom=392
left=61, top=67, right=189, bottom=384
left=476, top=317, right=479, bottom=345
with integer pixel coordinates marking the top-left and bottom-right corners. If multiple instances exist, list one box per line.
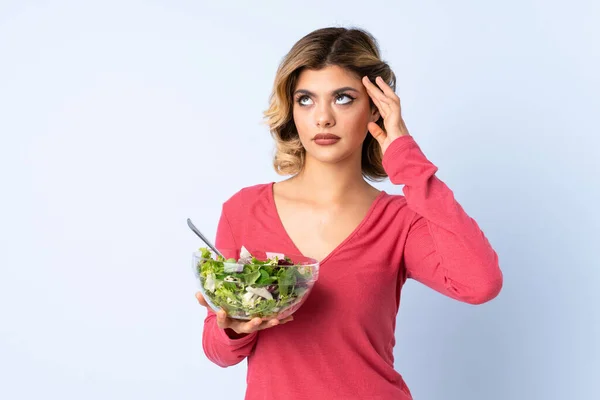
left=267, top=181, right=386, bottom=265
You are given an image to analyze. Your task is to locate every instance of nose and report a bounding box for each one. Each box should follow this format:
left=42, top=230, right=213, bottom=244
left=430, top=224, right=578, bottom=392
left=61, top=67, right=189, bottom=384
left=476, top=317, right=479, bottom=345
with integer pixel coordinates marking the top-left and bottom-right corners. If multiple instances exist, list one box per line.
left=315, top=104, right=335, bottom=128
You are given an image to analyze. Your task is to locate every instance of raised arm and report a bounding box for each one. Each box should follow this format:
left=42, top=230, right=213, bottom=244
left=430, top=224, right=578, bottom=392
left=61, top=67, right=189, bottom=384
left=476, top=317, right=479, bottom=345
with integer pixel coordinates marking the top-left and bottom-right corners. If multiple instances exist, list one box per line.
left=362, top=76, right=502, bottom=305
left=383, top=136, right=503, bottom=304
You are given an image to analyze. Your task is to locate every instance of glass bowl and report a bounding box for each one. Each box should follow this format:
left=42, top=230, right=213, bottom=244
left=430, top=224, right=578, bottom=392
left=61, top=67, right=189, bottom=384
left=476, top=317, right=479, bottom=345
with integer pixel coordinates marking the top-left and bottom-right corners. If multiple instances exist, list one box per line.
left=192, top=247, right=320, bottom=320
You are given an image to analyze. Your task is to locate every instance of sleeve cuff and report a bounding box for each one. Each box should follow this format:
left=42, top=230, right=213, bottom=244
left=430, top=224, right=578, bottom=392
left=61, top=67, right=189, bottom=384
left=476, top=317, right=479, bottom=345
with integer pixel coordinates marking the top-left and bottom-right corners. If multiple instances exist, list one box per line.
left=383, top=135, right=418, bottom=160
left=382, top=135, right=437, bottom=186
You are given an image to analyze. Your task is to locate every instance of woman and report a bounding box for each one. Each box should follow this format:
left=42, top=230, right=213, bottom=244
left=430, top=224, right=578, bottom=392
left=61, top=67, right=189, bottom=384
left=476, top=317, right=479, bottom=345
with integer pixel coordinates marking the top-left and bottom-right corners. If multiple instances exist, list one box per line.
left=196, top=26, right=503, bottom=400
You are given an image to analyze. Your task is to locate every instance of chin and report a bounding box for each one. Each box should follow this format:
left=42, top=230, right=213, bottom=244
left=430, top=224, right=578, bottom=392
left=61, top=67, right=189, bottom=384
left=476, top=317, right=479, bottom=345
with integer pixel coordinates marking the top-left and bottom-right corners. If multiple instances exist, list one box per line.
left=305, top=143, right=357, bottom=165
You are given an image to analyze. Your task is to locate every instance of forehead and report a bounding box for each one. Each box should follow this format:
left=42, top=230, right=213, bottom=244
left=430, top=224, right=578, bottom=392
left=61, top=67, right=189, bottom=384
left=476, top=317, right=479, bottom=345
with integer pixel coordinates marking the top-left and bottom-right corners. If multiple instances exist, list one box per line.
left=295, top=65, right=362, bottom=91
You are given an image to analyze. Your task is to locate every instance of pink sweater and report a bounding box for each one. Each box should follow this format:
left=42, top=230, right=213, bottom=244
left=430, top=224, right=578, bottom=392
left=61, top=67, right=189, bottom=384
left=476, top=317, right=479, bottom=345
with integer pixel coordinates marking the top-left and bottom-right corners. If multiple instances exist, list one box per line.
left=201, top=136, right=503, bottom=400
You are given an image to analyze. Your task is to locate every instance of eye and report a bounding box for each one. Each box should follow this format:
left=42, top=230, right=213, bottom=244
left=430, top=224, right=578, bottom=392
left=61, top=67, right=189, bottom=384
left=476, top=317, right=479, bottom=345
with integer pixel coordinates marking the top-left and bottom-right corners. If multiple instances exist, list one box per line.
left=335, top=93, right=355, bottom=105
left=297, top=95, right=313, bottom=106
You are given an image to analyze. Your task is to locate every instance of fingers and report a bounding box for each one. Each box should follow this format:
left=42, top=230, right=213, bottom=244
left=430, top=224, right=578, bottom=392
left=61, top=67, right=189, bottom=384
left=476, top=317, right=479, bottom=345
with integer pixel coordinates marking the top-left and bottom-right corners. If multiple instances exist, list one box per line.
left=374, top=76, right=400, bottom=103
left=195, top=292, right=208, bottom=307
left=215, top=309, right=232, bottom=329
left=197, top=292, right=295, bottom=334
left=365, top=75, right=399, bottom=104
left=245, top=317, right=266, bottom=332
left=261, top=318, right=280, bottom=329
left=229, top=317, right=271, bottom=334
left=363, top=83, right=391, bottom=119
left=362, top=76, right=393, bottom=105
left=254, top=316, right=293, bottom=330
left=368, top=121, right=387, bottom=144
left=217, top=311, right=295, bottom=334
left=362, top=76, right=402, bottom=121
left=362, top=77, right=388, bottom=117
left=240, top=316, right=294, bottom=333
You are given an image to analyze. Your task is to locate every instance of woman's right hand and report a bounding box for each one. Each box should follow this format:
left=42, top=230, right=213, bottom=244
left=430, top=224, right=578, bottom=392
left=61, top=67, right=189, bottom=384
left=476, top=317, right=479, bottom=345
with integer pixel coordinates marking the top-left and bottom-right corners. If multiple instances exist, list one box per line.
left=195, top=292, right=293, bottom=336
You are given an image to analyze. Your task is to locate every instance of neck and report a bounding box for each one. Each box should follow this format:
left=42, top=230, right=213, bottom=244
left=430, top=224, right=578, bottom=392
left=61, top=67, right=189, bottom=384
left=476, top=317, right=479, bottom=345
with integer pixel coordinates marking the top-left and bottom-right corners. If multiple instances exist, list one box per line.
left=292, top=152, right=370, bottom=204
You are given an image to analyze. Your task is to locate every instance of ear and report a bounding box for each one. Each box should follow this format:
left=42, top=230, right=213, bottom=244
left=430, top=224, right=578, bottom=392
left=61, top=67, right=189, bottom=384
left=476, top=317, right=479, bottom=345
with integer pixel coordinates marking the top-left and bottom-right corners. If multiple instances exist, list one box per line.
left=370, top=106, right=381, bottom=123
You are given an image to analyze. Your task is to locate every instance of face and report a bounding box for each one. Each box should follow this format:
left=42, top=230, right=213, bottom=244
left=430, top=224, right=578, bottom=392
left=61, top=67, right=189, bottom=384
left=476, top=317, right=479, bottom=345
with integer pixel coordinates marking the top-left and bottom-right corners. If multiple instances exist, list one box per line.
left=292, top=65, right=380, bottom=166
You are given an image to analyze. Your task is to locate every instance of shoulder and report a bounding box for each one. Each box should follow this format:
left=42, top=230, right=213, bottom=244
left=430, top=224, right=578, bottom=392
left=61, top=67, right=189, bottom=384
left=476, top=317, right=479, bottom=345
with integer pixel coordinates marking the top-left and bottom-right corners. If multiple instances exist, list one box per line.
left=371, top=190, right=418, bottom=224
left=222, top=182, right=273, bottom=214
left=378, top=190, right=408, bottom=210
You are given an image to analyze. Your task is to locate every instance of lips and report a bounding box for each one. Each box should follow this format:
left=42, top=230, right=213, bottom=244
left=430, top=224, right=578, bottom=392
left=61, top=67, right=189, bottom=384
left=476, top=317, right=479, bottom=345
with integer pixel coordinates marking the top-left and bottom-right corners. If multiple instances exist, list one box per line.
left=314, top=133, right=340, bottom=140
left=313, top=133, right=341, bottom=146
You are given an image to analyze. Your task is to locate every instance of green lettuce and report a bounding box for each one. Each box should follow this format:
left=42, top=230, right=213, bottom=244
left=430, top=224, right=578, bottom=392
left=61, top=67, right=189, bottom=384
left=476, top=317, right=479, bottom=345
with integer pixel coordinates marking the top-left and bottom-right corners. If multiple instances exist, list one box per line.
left=195, top=247, right=314, bottom=318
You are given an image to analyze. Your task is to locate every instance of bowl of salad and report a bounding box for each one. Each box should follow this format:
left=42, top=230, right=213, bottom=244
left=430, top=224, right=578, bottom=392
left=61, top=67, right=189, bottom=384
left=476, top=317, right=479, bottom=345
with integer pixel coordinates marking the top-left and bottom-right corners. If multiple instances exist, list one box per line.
left=192, top=246, right=320, bottom=320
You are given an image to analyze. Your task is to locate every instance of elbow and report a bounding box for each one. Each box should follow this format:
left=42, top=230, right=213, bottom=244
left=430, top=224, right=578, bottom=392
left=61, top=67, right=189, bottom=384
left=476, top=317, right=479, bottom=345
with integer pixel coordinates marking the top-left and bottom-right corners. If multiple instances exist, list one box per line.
left=202, top=331, right=237, bottom=369
left=202, top=340, right=246, bottom=368
left=202, top=341, right=240, bottom=369
left=201, top=325, right=254, bottom=368
left=462, top=252, right=504, bottom=305
left=464, top=273, right=503, bottom=305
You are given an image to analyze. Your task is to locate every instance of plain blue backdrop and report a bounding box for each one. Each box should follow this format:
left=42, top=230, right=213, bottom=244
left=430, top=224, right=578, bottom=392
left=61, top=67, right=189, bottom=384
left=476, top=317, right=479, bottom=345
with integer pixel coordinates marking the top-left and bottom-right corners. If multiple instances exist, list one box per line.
left=1, top=1, right=598, bottom=399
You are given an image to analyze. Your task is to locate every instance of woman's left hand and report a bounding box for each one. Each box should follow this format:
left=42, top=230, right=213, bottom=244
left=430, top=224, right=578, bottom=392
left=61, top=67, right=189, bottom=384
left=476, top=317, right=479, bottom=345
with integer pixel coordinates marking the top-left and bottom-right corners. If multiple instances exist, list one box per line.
left=362, top=76, right=410, bottom=155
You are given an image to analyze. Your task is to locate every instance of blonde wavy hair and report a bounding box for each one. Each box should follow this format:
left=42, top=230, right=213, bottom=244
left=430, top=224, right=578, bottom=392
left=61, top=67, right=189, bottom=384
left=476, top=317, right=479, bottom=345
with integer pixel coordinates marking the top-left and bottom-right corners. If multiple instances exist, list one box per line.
left=263, top=26, right=396, bottom=181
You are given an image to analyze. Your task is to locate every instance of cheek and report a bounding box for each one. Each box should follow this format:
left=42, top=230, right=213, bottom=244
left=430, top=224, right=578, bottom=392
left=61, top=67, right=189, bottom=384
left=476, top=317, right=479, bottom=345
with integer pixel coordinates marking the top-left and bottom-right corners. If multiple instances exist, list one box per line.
left=292, top=108, right=313, bottom=143
left=340, top=108, right=370, bottom=134
left=292, top=108, right=308, bottom=129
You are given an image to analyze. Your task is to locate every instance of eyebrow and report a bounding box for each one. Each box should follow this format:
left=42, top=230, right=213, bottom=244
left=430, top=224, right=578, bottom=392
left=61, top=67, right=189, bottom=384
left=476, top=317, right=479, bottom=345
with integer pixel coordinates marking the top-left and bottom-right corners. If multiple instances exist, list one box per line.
left=293, top=86, right=360, bottom=97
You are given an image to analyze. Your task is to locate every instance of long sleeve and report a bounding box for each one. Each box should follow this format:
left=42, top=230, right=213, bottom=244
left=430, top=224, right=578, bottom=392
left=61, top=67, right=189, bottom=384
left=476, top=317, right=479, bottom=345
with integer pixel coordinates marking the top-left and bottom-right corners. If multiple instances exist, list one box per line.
left=382, top=135, right=503, bottom=305
left=201, top=205, right=258, bottom=367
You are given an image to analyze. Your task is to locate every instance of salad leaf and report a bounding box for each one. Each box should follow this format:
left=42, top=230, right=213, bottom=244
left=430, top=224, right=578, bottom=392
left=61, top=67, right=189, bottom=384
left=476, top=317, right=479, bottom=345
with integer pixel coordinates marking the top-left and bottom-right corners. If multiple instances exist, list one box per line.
left=195, top=246, right=315, bottom=318
left=278, top=267, right=297, bottom=297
